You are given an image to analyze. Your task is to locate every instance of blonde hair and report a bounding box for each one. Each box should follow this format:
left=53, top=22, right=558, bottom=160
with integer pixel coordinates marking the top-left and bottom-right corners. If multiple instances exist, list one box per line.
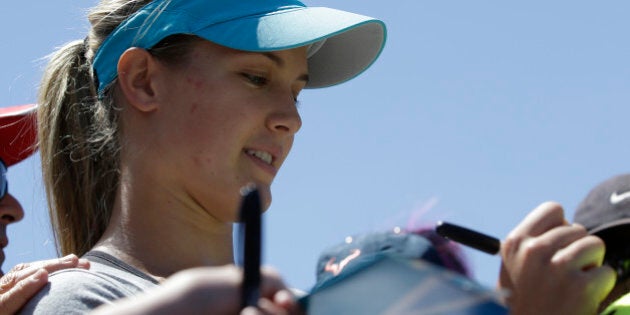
left=38, top=0, right=196, bottom=256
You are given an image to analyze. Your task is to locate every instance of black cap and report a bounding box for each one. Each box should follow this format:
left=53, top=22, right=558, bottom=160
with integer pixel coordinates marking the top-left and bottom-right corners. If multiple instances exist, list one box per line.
left=574, top=173, right=630, bottom=236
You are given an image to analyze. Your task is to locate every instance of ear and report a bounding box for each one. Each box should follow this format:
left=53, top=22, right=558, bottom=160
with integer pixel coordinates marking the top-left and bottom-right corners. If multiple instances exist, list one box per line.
left=117, top=47, right=160, bottom=112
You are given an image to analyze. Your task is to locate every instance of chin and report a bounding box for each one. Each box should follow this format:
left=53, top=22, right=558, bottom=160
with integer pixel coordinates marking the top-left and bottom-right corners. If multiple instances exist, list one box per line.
left=256, top=185, right=273, bottom=212
left=262, top=198, right=272, bottom=212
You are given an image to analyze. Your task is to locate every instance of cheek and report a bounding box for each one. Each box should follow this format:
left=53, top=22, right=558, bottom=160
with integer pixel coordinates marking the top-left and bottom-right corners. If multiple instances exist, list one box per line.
left=168, top=69, right=259, bottom=163
left=177, top=102, right=241, bottom=169
left=184, top=75, right=206, bottom=99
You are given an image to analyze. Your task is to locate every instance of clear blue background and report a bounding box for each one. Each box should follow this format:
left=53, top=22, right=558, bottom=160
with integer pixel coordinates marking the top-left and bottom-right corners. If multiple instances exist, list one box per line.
left=2, top=1, right=630, bottom=292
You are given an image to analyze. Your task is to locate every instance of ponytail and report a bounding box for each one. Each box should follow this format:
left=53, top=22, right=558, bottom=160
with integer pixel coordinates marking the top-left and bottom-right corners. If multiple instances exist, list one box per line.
left=38, top=39, right=120, bottom=256
left=38, top=0, right=195, bottom=257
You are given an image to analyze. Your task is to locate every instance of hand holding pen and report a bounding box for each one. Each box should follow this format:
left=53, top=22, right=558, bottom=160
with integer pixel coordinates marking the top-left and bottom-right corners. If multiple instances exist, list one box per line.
left=437, top=202, right=615, bottom=315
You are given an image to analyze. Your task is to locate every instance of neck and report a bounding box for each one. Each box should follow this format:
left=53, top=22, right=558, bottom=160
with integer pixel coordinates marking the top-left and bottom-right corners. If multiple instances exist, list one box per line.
left=94, top=172, right=235, bottom=280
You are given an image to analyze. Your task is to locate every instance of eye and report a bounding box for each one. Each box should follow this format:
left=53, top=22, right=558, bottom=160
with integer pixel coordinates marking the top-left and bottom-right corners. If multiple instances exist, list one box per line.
left=241, top=73, right=268, bottom=87
left=293, top=89, right=304, bottom=107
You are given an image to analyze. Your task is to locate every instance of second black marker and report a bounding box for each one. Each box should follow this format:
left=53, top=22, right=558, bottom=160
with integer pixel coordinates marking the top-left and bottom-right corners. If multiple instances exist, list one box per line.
left=435, top=221, right=501, bottom=255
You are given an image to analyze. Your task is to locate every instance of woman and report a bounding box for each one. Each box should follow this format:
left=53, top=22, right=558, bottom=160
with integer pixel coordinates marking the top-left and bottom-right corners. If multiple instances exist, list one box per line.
left=22, top=0, right=386, bottom=313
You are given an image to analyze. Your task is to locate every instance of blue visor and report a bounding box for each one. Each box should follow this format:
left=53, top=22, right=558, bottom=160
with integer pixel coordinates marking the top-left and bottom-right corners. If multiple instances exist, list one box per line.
left=93, top=0, right=387, bottom=93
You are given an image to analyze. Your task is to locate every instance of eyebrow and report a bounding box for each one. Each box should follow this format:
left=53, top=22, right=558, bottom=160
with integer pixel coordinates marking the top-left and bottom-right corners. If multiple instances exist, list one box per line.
left=262, top=52, right=310, bottom=83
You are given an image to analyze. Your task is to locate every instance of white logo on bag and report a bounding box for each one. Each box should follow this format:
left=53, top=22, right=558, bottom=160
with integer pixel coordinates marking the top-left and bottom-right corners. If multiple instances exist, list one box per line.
left=610, top=191, right=630, bottom=204
left=324, top=249, right=361, bottom=276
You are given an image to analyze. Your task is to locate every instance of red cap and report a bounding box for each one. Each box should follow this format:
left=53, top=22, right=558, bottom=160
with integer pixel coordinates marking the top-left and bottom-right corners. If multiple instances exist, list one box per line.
left=0, top=104, right=37, bottom=167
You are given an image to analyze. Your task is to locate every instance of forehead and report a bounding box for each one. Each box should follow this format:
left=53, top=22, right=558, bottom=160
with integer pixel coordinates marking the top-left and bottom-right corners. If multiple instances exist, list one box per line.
left=175, top=41, right=309, bottom=86
left=196, top=40, right=308, bottom=65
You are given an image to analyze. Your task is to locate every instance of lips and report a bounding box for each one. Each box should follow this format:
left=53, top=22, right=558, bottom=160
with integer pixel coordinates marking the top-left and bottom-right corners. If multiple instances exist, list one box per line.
left=245, top=149, right=273, bottom=165
left=244, top=147, right=282, bottom=177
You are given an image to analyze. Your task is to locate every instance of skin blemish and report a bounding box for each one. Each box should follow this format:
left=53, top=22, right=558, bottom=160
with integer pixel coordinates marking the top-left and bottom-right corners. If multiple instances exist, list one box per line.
left=189, top=102, right=199, bottom=114
left=186, top=76, right=204, bottom=91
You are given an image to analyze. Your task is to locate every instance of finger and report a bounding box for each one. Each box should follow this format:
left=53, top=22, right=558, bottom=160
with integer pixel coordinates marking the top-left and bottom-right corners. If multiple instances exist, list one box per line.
left=257, top=297, right=288, bottom=315
left=274, top=290, right=298, bottom=309
left=532, top=224, right=589, bottom=256
left=5, top=254, right=87, bottom=278
left=259, top=266, right=289, bottom=300
left=552, top=235, right=606, bottom=270
left=0, top=269, right=48, bottom=315
left=241, top=306, right=264, bottom=315
left=0, top=255, right=88, bottom=294
left=240, top=300, right=288, bottom=315
left=35, top=254, right=90, bottom=274
left=3, top=262, right=34, bottom=275
left=77, top=258, right=90, bottom=269
left=0, top=266, right=41, bottom=294
left=507, top=224, right=588, bottom=264
left=275, top=290, right=306, bottom=315
left=509, top=201, right=567, bottom=238
left=582, top=264, right=616, bottom=304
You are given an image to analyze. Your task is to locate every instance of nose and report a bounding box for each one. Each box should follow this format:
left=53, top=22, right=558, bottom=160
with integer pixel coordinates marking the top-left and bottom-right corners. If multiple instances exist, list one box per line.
left=266, top=97, right=302, bottom=135
left=0, top=193, right=25, bottom=225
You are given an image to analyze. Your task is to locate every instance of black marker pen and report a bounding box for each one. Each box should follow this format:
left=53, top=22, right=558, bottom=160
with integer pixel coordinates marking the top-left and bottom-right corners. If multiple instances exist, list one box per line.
left=435, top=221, right=501, bottom=255
left=238, top=185, right=262, bottom=309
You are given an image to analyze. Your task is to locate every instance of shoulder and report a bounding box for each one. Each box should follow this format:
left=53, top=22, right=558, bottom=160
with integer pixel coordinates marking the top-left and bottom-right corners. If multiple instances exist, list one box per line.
left=19, top=267, right=154, bottom=314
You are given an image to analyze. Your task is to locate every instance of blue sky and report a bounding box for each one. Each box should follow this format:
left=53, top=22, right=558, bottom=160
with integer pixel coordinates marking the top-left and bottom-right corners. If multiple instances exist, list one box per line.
left=2, top=1, right=630, bottom=292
